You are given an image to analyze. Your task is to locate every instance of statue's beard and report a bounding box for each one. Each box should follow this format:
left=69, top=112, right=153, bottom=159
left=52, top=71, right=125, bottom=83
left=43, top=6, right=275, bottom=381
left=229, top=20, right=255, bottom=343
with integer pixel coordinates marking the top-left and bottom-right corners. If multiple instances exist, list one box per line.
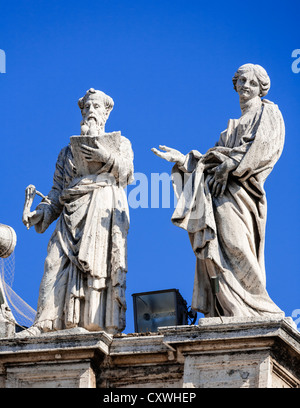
left=80, top=116, right=105, bottom=135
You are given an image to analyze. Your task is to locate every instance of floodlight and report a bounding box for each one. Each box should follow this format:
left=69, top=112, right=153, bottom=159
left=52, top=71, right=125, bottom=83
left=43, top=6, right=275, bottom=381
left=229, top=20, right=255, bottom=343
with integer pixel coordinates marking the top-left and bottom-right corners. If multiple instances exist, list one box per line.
left=132, top=288, right=196, bottom=333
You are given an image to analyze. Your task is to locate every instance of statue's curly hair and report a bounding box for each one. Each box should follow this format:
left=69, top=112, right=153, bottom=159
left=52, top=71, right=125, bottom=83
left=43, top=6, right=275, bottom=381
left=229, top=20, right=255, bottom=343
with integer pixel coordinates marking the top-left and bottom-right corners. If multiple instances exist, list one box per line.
left=78, top=88, right=114, bottom=115
left=232, top=64, right=271, bottom=97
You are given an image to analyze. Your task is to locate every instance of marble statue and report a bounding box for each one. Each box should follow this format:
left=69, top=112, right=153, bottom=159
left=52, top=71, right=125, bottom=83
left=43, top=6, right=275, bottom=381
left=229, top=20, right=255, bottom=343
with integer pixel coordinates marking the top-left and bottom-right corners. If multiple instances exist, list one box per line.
left=0, top=224, right=16, bottom=259
left=152, top=64, right=285, bottom=318
left=22, top=88, right=134, bottom=334
left=0, top=224, right=17, bottom=337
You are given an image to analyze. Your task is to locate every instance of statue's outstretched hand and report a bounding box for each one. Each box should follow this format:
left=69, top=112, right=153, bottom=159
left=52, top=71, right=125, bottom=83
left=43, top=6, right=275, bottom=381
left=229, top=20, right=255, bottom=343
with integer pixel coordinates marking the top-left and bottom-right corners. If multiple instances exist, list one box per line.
left=151, top=145, right=185, bottom=166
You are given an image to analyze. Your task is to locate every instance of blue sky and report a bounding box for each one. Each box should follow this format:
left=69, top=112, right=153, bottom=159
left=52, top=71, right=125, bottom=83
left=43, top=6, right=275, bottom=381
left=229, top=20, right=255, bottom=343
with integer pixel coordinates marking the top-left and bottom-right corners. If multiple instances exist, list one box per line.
left=0, top=0, right=299, bottom=333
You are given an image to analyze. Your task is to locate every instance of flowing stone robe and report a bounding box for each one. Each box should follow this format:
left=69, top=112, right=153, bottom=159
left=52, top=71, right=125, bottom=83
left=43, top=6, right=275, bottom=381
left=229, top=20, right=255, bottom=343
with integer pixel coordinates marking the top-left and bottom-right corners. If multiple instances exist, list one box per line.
left=171, top=100, right=285, bottom=317
left=32, top=135, right=134, bottom=334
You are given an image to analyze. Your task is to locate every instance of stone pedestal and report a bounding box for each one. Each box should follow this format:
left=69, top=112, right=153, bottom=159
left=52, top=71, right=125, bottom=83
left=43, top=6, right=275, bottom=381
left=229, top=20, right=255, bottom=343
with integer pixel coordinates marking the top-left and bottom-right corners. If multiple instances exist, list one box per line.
left=0, top=317, right=299, bottom=388
left=180, top=317, right=300, bottom=388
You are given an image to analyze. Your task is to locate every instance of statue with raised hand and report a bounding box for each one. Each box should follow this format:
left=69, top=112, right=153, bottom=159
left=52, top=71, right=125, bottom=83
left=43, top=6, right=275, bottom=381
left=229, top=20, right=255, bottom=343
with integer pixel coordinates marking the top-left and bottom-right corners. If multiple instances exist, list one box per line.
left=152, top=64, right=285, bottom=319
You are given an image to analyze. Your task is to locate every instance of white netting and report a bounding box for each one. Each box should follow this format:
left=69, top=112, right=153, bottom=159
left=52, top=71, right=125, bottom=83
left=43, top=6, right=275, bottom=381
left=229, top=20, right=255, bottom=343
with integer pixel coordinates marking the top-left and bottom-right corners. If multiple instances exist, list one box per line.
left=0, top=252, right=36, bottom=328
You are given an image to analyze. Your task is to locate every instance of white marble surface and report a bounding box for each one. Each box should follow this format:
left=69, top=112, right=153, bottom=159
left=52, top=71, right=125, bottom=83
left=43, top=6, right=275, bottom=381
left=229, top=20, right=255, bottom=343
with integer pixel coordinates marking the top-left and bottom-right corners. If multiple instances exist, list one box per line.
left=152, top=64, right=285, bottom=319
left=21, top=89, right=134, bottom=335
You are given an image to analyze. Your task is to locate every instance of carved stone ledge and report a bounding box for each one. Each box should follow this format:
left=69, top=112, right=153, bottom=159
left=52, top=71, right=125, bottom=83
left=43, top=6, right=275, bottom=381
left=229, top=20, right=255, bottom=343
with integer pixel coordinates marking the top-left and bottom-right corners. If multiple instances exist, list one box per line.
left=0, top=317, right=299, bottom=388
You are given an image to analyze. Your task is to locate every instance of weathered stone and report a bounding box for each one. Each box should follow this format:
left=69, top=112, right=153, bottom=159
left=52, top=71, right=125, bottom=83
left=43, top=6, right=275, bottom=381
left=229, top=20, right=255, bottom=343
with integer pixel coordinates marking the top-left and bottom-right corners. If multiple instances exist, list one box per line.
left=0, top=224, right=16, bottom=258
left=152, top=64, right=285, bottom=319
left=0, top=224, right=16, bottom=337
left=21, top=88, right=134, bottom=335
left=0, top=311, right=15, bottom=338
left=1, top=317, right=299, bottom=388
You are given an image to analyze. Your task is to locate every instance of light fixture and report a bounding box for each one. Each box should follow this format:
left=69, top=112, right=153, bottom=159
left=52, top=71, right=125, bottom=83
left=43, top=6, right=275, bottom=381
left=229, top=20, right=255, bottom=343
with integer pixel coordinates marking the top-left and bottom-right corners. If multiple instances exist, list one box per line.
left=132, top=288, right=196, bottom=333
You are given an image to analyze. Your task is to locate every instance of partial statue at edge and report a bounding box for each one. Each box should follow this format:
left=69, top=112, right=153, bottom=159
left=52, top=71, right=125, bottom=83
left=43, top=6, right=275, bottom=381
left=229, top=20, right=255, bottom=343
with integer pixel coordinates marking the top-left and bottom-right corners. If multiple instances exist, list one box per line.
left=22, top=88, right=134, bottom=335
left=0, top=224, right=17, bottom=337
left=152, top=64, right=285, bottom=318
